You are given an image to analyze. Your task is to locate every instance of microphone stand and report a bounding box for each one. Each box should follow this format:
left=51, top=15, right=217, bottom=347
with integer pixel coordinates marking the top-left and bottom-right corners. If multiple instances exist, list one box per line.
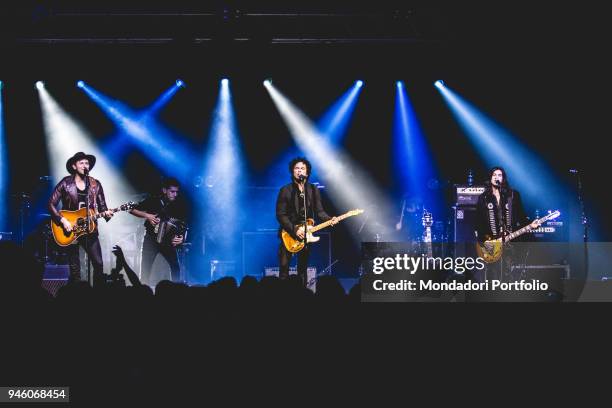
left=496, top=182, right=507, bottom=281
left=84, top=170, right=91, bottom=286
left=301, top=178, right=308, bottom=286
left=572, top=169, right=588, bottom=280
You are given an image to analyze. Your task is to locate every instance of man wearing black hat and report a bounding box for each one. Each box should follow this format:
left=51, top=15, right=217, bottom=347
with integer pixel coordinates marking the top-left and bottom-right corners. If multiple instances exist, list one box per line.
left=48, top=152, right=114, bottom=286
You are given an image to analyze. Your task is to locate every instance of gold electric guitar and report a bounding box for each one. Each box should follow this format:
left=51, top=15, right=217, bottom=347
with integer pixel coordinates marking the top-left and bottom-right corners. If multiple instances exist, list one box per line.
left=281, top=209, right=364, bottom=253
left=50, top=201, right=136, bottom=246
left=475, top=210, right=560, bottom=263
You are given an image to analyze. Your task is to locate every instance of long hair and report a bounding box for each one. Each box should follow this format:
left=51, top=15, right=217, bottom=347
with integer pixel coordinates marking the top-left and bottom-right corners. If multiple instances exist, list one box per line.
left=485, top=166, right=510, bottom=193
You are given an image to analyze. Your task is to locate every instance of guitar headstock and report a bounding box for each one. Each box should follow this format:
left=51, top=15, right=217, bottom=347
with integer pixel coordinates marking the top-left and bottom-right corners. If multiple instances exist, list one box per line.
left=348, top=209, right=365, bottom=217
left=542, top=210, right=561, bottom=222
left=422, top=209, right=433, bottom=227
left=534, top=210, right=561, bottom=227
left=120, top=201, right=137, bottom=211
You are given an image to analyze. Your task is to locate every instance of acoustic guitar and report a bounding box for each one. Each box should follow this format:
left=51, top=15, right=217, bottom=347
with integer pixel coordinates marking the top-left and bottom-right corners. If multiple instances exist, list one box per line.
left=50, top=201, right=136, bottom=246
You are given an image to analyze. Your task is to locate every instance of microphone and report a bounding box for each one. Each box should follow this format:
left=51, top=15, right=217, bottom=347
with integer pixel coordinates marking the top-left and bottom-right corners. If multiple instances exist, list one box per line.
left=83, top=168, right=89, bottom=175
left=297, top=174, right=306, bottom=182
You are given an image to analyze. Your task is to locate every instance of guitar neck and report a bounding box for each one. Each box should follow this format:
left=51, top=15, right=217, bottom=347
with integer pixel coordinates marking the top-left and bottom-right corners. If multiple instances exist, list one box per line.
left=505, top=214, right=555, bottom=242
left=90, top=206, right=124, bottom=220
left=310, top=212, right=354, bottom=233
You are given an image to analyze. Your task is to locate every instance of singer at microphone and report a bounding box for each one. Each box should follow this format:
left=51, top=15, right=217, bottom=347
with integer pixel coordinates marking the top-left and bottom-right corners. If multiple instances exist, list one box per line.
left=473, top=166, right=539, bottom=283
left=275, top=157, right=337, bottom=287
left=47, top=151, right=114, bottom=286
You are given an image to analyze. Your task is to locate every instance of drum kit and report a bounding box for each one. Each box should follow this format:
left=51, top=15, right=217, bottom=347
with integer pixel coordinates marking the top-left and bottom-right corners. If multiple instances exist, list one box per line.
left=357, top=200, right=449, bottom=245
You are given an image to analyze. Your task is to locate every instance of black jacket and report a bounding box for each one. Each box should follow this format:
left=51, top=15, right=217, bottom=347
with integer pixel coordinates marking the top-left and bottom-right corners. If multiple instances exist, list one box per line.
left=475, top=187, right=529, bottom=242
left=48, top=175, right=109, bottom=224
left=275, top=182, right=332, bottom=239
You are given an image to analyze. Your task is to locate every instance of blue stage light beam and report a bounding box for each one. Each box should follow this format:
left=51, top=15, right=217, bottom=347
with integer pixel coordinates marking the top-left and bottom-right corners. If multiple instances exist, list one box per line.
left=145, top=80, right=185, bottom=117
left=264, top=81, right=365, bottom=185
left=394, top=81, right=441, bottom=218
left=317, top=80, right=364, bottom=142
left=0, top=83, right=7, bottom=231
left=199, top=79, right=246, bottom=261
left=264, top=81, right=398, bottom=240
left=78, top=82, right=194, bottom=181
left=37, top=86, right=138, bottom=274
left=435, top=81, right=562, bottom=206
left=99, top=80, right=185, bottom=164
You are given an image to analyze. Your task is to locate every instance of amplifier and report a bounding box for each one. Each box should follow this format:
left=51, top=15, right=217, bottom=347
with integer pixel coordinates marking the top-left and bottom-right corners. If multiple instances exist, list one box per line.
left=510, top=264, right=570, bottom=293
left=42, top=264, right=70, bottom=297
left=265, top=266, right=317, bottom=292
left=510, top=264, right=570, bottom=280
left=454, top=206, right=478, bottom=258
left=242, top=231, right=331, bottom=278
left=0, top=231, right=13, bottom=241
left=455, top=185, right=485, bottom=206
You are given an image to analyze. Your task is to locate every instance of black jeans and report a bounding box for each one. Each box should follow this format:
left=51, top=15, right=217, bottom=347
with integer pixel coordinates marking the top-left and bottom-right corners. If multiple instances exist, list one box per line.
left=140, top=234, right=181, bottom=286
left=66, top=233, right=105, bottom=286
left=278, top=242, right=310, bottom=286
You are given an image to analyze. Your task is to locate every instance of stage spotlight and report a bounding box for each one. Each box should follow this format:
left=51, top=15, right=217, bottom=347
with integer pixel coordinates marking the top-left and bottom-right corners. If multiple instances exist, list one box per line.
left=80, top=83, right=194, bottom=181
left=265, top=80, right=365, bottom=185
left=35, top=81, right=44, bottom=90
left=356, top=80, right=363, bottom=88
left=263, top=78, right=272, bottom=86
left=77, top=80, right=85, bottom=88
left=434, top=80, right=445, bottom=88
left=176, top=79, right=185, bottom=88
left=264, top=82, right=397, bottom=241
left=435, top=81, right=566, bottom=206
left=394, top=80, right=441, bottom=219
left=199, top=77, right=246, bottom=268
left=37, top=86, right=137, bottom=271
left=0, top=81, right=3, bottom=90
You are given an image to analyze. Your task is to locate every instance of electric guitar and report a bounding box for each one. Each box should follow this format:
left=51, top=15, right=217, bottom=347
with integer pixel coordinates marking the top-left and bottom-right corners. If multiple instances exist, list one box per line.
left=50, top=201, right=136, bottom=246
left=475, top=210, right=561, bottom=263
left=281, top=209, right=364, bottom=253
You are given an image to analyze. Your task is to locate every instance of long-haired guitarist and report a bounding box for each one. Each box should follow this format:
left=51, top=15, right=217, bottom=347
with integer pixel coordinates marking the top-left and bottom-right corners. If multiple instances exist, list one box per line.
left=129, top=177, right=186, bottom=286
left=275, top=157, right=337, bottom=286
left=474, top=167, right=538, bottom=281
left=47, top=152, right=114, bottom=285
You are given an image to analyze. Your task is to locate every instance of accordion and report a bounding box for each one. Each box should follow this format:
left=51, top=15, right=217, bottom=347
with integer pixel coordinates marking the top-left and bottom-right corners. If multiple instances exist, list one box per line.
left=154, top=218, right=188, bottom=246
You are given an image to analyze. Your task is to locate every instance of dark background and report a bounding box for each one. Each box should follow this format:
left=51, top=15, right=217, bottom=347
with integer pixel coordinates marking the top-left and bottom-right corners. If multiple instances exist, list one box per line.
left=1, top=1, right=608, bottom=280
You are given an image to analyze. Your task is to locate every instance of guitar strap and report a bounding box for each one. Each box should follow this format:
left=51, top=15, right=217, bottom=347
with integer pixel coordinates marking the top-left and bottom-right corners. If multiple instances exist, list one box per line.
left=486, top=190, right=514, bottom=238
left=505, top=190, right=513, bottom=233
